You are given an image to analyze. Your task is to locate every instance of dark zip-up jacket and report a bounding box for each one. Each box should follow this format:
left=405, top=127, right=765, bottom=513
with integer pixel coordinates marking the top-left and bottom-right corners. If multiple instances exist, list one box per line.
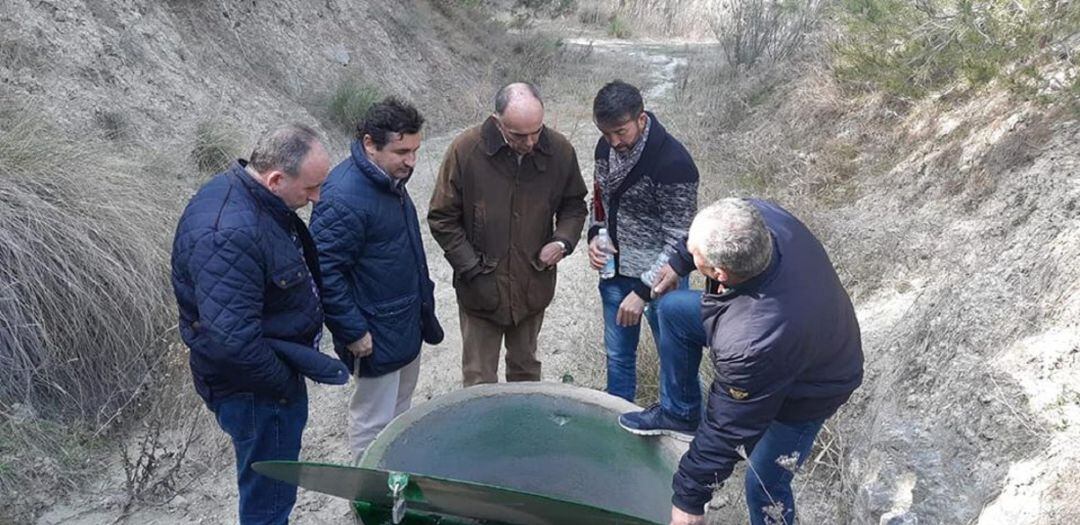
left=171, top=162, right=346, bottom=405
left=310, top=141, right=443, bottom=377
left=669, top=199, right=864, bottom=514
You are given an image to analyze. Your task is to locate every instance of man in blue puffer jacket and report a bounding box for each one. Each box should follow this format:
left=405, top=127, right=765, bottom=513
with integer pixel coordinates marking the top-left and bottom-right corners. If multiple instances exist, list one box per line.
left=310, top=98, right=444, bottom=461
left=171, top=124, right=348, bottom=525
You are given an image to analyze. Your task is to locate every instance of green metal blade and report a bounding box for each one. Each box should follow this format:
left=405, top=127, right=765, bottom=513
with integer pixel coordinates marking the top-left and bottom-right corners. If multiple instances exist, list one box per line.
left=253, top=460, right=660, bottom=525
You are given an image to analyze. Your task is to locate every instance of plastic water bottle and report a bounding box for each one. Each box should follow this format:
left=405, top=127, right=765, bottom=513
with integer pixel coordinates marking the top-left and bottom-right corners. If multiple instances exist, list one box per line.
left=596, top=228, right=616, bottom=279
left=640, top=253, right=670, bottom=288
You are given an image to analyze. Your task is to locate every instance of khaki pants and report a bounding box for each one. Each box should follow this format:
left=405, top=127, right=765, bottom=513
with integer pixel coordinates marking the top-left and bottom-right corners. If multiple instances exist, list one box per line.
left=459, top=308, right=544, bottom=386
left=347, top=355, right=421, bottom=463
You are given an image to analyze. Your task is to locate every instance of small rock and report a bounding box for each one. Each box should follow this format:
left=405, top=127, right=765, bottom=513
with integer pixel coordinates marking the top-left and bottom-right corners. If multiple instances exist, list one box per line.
left=168, top=495, right=189, bottom=509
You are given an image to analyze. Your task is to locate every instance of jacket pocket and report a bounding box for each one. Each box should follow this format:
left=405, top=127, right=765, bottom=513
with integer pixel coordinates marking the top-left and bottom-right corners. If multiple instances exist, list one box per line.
left=271, top=263, right=309, bottom=290
left=526, top=264, right=556, bottom=313
left=361, top=294, right=422, bottom=373
left=454, top=267, right=500, bottom=313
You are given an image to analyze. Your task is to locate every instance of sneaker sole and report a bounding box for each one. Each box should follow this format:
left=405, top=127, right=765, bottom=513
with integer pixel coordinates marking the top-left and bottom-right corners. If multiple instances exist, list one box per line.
left=618, top=420, right=695, bottom=443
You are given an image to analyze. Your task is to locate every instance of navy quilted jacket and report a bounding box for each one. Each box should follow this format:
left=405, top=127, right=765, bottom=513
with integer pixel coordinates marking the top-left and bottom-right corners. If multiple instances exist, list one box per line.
left=171, top=161, right=346, bottom=405
left=310, top=141, right=443, bottom=377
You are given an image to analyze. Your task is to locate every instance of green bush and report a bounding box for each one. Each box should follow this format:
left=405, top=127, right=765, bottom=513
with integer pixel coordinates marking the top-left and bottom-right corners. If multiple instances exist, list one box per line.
left=326, top=78, right=383, bottom=135
left=833, top=0, right=1079, bottom=99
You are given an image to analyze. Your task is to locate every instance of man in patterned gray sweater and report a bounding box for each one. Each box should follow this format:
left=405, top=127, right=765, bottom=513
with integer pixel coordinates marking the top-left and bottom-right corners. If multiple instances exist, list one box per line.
left=587, top=80, right=699, bottom=425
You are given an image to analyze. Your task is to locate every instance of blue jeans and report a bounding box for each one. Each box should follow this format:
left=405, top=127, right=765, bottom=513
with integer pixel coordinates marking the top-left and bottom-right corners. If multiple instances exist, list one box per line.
left=652, top=289, right=706, bottom=420
left=211, top=387, right=308, bottom=525
left=599, top=275, right=687, bottom=402
left=744, top=418, right=825, bottom=525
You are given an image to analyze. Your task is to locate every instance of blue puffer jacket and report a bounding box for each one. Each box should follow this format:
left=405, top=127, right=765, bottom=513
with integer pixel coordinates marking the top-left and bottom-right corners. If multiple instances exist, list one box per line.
left=669, top=199, right=864, bottom=513
left=310, top=141, right=443, bottom=377
left=171, top=161, right=347, bottom=405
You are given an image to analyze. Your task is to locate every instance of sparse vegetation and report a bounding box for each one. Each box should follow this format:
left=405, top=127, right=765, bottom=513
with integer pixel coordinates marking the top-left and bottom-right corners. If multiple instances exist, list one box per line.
left=325, top=77, right=384, bottom=135
left=608, top=14, right=632, bottom=39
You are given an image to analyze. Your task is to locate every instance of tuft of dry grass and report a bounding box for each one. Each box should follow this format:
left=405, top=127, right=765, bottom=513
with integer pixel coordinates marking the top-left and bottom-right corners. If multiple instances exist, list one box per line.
left=0, top=100, right=184, bottom=519
left=191, top=120, right=241, bottom=175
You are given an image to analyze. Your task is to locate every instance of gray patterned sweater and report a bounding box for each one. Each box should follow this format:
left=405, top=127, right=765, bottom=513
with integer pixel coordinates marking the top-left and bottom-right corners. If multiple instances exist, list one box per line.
left=588, top=113, right=699, bottom=300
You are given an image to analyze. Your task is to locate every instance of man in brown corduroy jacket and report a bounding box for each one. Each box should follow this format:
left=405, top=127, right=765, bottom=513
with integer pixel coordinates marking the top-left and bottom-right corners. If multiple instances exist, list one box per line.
left=428, top=82, right=588, bottom=386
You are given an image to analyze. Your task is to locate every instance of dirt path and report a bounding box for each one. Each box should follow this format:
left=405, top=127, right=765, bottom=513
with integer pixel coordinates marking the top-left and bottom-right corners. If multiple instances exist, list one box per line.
left=36, top=35, right=700, bottom=525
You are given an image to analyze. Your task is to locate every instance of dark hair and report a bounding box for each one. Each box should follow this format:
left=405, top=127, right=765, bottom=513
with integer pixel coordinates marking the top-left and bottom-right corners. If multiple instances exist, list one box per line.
left=593, top=80, right=644, bottom=127
left=357, top=97, right=425, bottom=148
left=495, top=82, right=543, bottom=115
left=249, top=123, right=321, bottom=177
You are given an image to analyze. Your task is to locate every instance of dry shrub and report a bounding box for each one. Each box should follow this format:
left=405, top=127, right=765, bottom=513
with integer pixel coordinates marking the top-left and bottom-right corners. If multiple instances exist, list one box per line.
left=0, top=100, right=183, bottom=518
left=497, top=32, right=566, bottom=85
left=711, top=0, right=824, bottom=72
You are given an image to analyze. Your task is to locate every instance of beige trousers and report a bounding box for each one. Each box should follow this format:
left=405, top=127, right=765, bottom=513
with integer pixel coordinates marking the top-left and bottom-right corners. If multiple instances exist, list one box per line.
left=459, top=308, right=545, bottom=386
left=347, top=355, right=421, bottom=462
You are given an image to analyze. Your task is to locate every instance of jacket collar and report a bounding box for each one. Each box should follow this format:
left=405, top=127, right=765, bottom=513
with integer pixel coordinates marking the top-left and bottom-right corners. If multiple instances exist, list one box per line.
left=481, top=115, right=553, bottom=157
left=350, top=140, right=407, bottom=196
left=232, top=160, right=296, bottom=230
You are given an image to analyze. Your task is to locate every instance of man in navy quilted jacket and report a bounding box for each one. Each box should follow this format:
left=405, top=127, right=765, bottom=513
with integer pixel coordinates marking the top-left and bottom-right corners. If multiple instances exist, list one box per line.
left=310, top=98, right=444, bottom=461
left=171, top=124, right=348, bottom=524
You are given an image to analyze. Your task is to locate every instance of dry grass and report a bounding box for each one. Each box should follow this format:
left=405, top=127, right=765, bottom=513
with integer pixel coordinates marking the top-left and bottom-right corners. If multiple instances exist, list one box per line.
left=0, top=100, right=184, bottom=520
left=191, top=120, right=242, bottom=175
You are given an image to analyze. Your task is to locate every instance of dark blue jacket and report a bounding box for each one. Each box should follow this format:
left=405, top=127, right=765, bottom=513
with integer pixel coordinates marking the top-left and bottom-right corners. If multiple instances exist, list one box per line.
left=171, top=162, right=347, bottom=405
left=669, top=200, right=863, bottom=513
left=310, top=141, right=443, bottom=377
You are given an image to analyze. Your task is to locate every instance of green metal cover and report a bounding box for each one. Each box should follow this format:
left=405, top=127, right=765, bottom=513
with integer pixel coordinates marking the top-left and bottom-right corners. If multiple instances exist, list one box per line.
left=359, top=383, right=686, bottom=524
left=252, top=461, right=657, bottom=524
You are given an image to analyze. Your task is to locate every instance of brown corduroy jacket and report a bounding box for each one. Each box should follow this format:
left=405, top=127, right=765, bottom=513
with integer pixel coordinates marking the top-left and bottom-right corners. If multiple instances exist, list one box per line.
left=428, top=116, right=588, bottom=326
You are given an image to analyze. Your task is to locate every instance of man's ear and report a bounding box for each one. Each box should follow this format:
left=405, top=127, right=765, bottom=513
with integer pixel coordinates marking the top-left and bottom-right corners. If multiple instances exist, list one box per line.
left=362, top=134, right=379, bottom=157
left=637, top=111, right=648, bottom=128
left=264, top=170, right=286, bottom=191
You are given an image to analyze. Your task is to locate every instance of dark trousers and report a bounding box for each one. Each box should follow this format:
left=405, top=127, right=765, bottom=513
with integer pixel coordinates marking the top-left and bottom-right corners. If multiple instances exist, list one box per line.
left=459, top=308, right=545, bottom=386
left=210, top=389, right=308, bottom=525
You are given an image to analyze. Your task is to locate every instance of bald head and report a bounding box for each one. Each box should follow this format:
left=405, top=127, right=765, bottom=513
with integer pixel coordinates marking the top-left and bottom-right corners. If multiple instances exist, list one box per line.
left=493, top=82, right=545, bottom=155
left=495, top=82, right=544, bottom=115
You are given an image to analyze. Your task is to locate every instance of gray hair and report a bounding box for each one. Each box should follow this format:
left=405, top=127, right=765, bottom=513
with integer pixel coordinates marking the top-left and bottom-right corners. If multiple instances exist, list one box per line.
left=248, top=124, right=321, bottom=177
left=688, top=198, right=773, bottom=280
left=494, top=82, right=543, bottom=114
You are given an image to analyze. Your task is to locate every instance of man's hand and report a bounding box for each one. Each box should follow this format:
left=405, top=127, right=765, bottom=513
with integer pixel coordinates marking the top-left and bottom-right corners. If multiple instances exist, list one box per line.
left=588, top=236, right=615, bottom=270
left=616, top=291, right=645, bottom=327
left=651, top=263, right=679, bottom=298
left=347, top=333, right=373, bottom=358
left=670, top=506, right=705, bottom=525
left=539, top=241, right=567, bottom=268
